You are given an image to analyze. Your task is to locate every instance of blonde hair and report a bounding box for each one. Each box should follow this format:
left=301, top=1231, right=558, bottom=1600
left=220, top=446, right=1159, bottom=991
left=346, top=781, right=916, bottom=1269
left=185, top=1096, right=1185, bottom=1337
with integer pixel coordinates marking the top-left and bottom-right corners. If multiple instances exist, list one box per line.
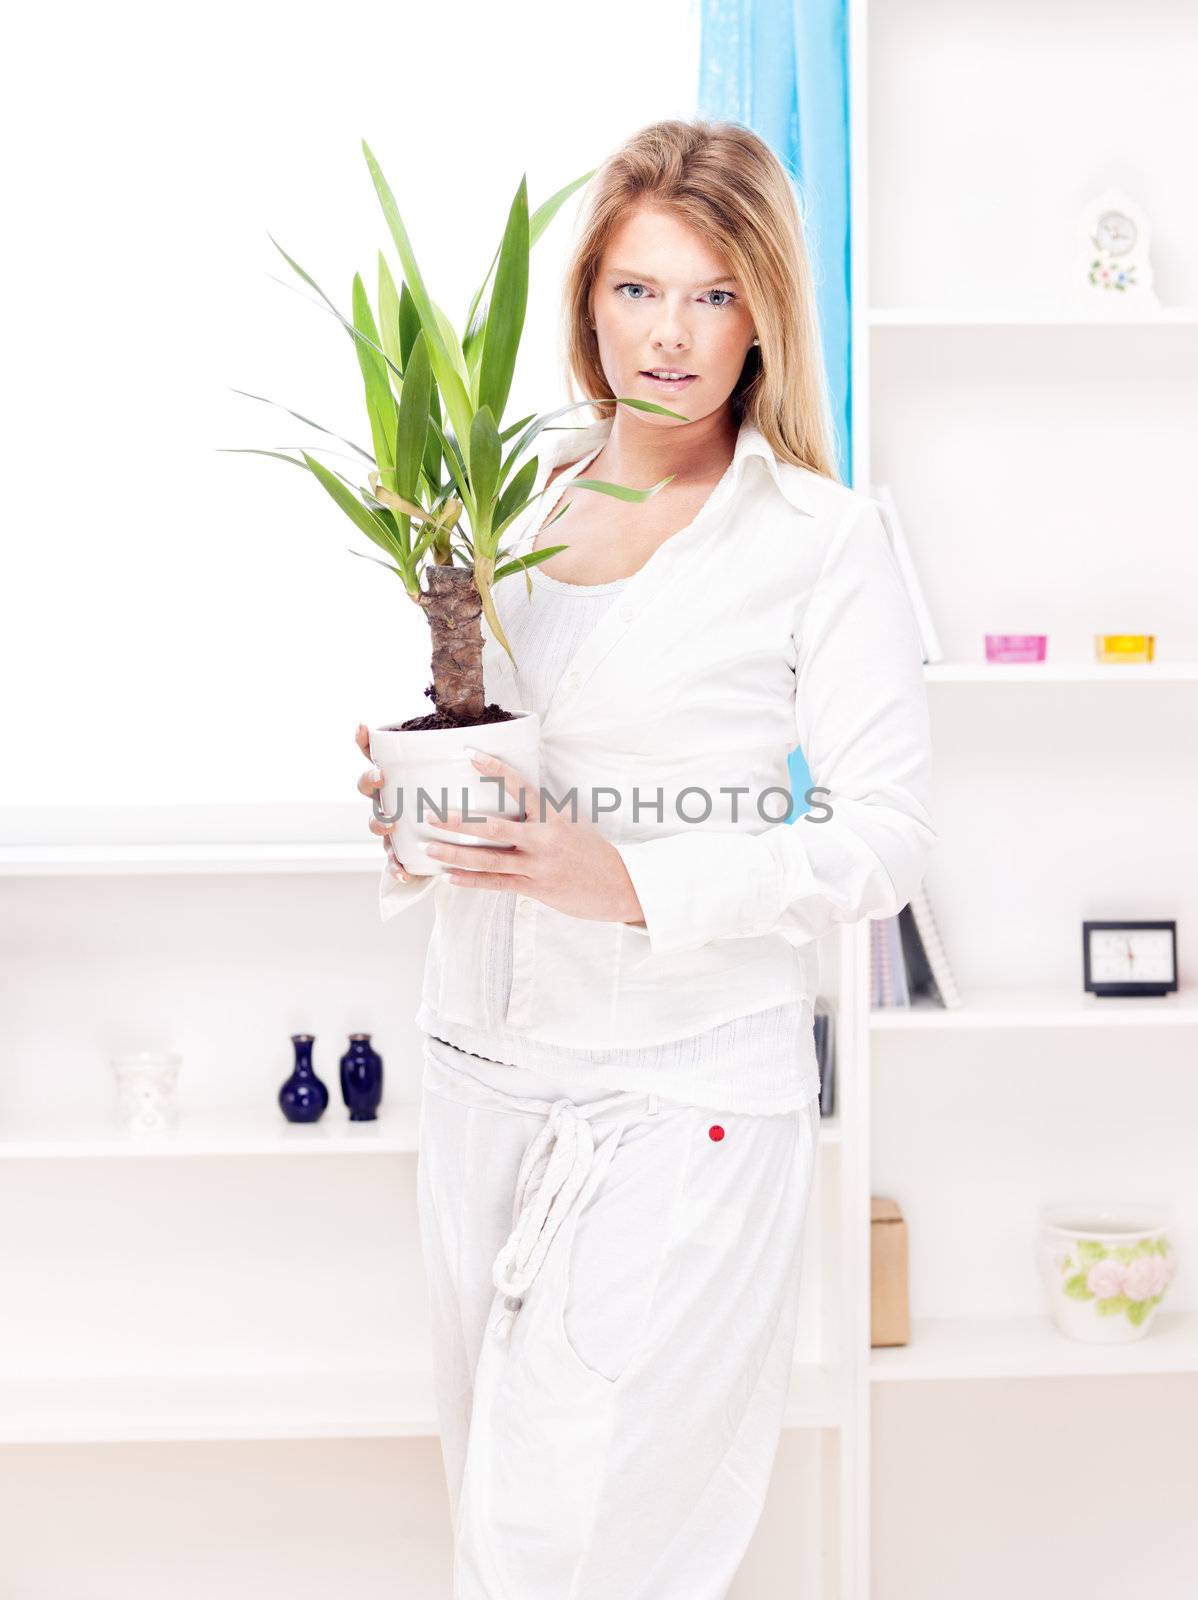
left=561, top=118, right=840, bottom=482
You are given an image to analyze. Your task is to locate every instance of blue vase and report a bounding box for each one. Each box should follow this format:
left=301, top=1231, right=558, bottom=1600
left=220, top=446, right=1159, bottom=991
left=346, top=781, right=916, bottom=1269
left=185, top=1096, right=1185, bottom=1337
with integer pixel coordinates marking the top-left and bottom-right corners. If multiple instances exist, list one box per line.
left=278, top=1034, right=329, bottom=1123
left=340, top=1033, right=384, bottom=1122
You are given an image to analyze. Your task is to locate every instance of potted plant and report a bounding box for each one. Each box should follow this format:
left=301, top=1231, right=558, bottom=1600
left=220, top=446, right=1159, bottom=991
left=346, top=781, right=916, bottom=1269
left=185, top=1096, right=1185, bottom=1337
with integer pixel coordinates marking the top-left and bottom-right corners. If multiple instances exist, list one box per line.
left=226, top=141, right=683, bottom=875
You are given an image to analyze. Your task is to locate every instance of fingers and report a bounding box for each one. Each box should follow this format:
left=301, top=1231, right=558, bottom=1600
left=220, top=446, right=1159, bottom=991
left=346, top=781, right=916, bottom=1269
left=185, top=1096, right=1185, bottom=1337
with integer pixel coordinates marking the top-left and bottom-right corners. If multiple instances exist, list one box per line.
left=356, top=724, right=406, bottom=879
left=425, top=839, right=527, bottom=874
left=357, top=764, right=384, bottom=799
left=384, top=834, right=409, bottom=882
left=427, top=810, right=522, bottom=843
left=466, top=748, right=534, bottom=820
left=437, top=868, right=522, bottom=893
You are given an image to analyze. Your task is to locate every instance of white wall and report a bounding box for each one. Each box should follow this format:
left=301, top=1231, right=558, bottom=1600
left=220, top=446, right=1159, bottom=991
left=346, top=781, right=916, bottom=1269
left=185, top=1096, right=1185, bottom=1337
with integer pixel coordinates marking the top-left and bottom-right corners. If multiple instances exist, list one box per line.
left=0, top=13, right=723, bottom=1597
left=1, top=0, right=702, bottom=815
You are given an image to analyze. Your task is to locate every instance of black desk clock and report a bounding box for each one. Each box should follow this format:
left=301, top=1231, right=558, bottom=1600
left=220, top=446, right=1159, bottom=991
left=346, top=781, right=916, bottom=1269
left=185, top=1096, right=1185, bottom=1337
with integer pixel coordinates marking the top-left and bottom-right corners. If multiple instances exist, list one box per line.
left=1083, top=920, right=1178, bottom=997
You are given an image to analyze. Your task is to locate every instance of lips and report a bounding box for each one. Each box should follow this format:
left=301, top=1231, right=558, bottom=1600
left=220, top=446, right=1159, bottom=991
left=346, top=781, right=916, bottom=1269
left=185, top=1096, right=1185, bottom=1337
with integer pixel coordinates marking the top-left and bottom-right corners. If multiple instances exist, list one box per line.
left=639, top=370, right=698, bottom=388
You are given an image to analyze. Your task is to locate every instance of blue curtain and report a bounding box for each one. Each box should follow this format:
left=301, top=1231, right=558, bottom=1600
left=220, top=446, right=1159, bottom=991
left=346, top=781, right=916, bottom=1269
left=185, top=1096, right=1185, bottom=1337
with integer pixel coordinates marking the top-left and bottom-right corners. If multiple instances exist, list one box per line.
left=699, top=0, right=852, bottom=815
left=699, top=0, right=852, bottom=486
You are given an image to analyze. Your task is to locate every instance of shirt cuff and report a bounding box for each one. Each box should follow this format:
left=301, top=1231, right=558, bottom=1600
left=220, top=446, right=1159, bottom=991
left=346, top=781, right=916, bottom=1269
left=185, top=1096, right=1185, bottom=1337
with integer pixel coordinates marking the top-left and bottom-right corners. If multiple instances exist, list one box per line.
left=379, top=862, right=438, bottom=922
left=613, top=832, right=778, bottom=957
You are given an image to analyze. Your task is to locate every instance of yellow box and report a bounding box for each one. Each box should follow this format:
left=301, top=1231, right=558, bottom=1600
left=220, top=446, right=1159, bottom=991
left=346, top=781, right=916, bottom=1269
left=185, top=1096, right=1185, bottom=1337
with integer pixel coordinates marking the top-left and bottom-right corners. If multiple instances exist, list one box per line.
left=1095, top=634, right=1155, bottom=664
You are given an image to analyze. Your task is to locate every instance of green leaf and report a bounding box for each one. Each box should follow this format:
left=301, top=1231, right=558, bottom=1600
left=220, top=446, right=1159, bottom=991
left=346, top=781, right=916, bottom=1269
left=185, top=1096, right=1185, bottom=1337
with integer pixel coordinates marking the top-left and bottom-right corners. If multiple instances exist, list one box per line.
left=228, top=388, right=375, bottom=462
left=494, top=454, right=538, bottom=529
left=536, top=500, right=571, bottom=530
left=1096, top=1294, right=1129, bottom=1317
left=1077, top=1240, right=1107, bottom=1263
left=500, top=411, right=536, bottom=443
left=217, top=446, right=306, bottom=468
left=423, top=383, right=443, bottom=495
left=1063, top=1273, right=1094, bottom=1300
left=1125, top=1298, right=1152, bottom=1326
left=347, top=547, right=403, bottom=576
left=461, top=168, right=595, bottom=344
left=266, top=263, right=404, bottom=387
left=395, top=327, right=431, bottom=502
left=362, top=140, right=475, bottom=456
left=463, top=295, right=487, bottom=379
left=431, top=297, right=473, bottom=396
left=469, top=406, right=501, bottom=529
left=426, top=413, right=473, bottom=516
left=300, top=450, right=402, bottom=561
left=472, top=556, right=515, bottom=665
left=398, top=279, right=422, bottom=366
left=268, top=233, right=342, bottom=316
left=493, top=544, right=567, bottom=581
left=530, top=169, right=596, bottom=247
left=377, top=252, right=406, bottom=395
left=352, top=274, right=398, bottom=484
left=611, top=395, right=691, bottom=418
left=570, top=473, right=674, bottom=503
left=478, top=175, right=529, bottom=423
left=495, top=394, right=688, bottom=497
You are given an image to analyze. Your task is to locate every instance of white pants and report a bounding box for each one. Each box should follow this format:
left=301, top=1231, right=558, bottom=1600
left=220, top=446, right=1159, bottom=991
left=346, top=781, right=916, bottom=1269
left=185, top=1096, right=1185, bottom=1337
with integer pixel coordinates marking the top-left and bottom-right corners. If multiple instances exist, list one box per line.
left=416, top=1034, right=820, bottom=1600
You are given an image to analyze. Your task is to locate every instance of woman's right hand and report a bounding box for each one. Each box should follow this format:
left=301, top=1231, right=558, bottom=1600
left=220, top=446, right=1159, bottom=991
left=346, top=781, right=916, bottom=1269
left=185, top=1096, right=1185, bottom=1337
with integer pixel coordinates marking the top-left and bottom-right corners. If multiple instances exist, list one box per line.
left=356, top=723, right=409, bottom=883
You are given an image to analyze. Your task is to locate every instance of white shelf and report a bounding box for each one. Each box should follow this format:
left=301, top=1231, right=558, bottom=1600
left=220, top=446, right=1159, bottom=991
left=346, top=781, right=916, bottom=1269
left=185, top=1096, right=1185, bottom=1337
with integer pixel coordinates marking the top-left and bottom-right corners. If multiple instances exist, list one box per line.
left=0, top=1102, right=841, bottom=1159
left=0, top=840, right=382, bottom=876
left=0, top=1102, right=422, bottom=1159
left=924, top=661, right=1198, bottom=684
left=870, top=987, right=1196, bottom=1031
left=0, top=1369, right=442, bottom=1443
left=0, top=1358, right=847, bottom=1443
left=870, top=1312, right=1198, bottom=1382
left=871, top=307, right=1198, bottom=328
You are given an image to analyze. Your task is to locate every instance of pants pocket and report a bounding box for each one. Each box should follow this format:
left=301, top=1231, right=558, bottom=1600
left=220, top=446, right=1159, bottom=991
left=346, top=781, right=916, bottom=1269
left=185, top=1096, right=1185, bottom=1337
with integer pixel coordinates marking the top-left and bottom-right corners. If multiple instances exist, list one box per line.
left=551, top=1108, right=692, bottom=1386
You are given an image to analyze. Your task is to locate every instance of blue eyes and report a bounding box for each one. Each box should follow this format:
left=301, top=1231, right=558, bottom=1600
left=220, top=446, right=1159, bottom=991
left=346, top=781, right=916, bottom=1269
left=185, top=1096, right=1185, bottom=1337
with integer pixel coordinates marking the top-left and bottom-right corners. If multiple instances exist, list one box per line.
left=614, top=282, right=736, bottom=308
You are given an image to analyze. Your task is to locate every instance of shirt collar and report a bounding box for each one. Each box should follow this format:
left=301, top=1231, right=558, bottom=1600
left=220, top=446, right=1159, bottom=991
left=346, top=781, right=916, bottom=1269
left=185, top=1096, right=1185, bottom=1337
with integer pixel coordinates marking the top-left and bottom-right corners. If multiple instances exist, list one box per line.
left=730, top=418, right=820, bottom=517
left=538, top=412, right=819, bottom=517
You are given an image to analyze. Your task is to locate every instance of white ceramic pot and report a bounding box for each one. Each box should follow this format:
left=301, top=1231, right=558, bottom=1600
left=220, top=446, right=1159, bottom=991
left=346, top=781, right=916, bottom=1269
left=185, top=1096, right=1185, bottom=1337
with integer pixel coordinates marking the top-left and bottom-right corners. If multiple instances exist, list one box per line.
left=369, top=709, right=541, bottom=877
left=1038, top=1202, right=1176, bottom=1344
left=111, top=1050, right=182, bottom=1136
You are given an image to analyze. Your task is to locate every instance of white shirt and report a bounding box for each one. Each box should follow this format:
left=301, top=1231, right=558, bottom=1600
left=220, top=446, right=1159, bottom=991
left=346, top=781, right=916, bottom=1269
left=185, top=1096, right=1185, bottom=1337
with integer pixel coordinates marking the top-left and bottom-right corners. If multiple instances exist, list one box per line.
left=413, top=541, right=819, bottom=1114
left=379, top=410, right=937, bottom=1101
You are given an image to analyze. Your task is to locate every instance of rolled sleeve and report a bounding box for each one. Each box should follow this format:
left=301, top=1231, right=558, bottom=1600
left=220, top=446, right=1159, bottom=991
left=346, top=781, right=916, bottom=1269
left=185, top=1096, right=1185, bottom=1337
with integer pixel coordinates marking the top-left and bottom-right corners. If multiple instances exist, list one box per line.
left=614, top=499, right=937, bottom=957
left=379, top=861, right=438, bottom=922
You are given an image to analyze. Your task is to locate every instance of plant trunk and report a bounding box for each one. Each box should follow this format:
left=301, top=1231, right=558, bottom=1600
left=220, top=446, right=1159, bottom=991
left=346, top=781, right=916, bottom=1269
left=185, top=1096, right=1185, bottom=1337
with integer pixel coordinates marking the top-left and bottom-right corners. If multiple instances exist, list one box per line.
left=419, top=564, right=486, bottom=724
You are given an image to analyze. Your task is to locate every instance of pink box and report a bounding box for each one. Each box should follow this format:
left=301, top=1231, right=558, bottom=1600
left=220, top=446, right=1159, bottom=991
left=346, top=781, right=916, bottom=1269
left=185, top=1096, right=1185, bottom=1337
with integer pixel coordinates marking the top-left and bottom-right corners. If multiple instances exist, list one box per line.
left=985, top=633, right=1047, bottom=663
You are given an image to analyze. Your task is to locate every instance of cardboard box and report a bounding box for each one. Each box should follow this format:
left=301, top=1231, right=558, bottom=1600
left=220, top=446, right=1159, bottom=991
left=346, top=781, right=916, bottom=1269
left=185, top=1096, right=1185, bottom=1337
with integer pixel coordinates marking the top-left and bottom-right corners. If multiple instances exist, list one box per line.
left=871, top=1196, right=910, bottom=1347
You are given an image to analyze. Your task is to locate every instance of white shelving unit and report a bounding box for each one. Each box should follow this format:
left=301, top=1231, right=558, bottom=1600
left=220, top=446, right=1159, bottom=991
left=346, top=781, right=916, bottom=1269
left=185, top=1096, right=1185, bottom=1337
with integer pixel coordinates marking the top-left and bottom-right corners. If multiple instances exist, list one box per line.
left=847, top=2, right=1198, bottom=1597
left=871, top=307, right=1198, bottom=326
left=0, top=836, right=851, bottom=1595
left=869, top=987, right=1198, bottom=1031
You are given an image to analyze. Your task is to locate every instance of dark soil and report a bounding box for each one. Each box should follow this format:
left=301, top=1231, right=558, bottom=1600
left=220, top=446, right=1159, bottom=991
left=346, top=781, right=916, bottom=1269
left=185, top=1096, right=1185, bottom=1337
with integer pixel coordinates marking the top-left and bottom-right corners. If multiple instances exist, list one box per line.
left=383, top=683, right=519, bottom=733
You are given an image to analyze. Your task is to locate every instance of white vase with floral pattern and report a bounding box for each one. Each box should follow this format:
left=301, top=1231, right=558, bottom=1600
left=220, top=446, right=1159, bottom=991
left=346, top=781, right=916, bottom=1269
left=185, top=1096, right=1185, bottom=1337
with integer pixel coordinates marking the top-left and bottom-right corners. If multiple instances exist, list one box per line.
left=1039, top=1203, right=1176, bottom=1344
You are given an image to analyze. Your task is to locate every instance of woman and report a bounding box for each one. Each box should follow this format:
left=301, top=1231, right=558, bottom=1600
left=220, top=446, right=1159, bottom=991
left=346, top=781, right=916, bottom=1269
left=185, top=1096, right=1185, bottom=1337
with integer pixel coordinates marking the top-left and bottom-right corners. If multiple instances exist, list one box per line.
left=355, top=119, right=935, bottom=1598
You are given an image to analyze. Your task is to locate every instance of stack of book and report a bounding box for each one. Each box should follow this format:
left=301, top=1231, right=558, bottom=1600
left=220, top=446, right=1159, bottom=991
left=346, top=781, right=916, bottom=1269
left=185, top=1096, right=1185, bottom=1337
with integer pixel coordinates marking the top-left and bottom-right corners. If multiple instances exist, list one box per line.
left=871, top=882, right=961, bottom=1010
left=873, top=485, right=941, bottom=665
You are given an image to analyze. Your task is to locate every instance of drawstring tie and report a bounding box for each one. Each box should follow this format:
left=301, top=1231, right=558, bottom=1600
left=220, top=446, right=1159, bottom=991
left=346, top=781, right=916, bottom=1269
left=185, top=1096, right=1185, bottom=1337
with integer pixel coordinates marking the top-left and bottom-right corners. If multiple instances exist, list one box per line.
left=491, top=1099, right=595, bottom=1340
left=489, top=1090, right=660, bottom=1341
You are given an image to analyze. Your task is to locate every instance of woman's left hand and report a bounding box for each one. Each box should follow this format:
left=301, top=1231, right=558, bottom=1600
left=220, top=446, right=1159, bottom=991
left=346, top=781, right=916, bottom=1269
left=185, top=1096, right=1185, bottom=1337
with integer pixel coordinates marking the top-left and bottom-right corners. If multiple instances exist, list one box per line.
left=424, top=749, right=645, bottom=926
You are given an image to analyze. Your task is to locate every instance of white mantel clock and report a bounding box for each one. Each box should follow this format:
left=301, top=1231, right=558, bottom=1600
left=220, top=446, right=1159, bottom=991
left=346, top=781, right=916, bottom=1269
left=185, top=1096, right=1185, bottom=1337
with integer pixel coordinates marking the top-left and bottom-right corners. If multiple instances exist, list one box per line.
left=1083, top=920, right=1177, bottom=997
left=1075, top=189, right=1160, bottom=313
